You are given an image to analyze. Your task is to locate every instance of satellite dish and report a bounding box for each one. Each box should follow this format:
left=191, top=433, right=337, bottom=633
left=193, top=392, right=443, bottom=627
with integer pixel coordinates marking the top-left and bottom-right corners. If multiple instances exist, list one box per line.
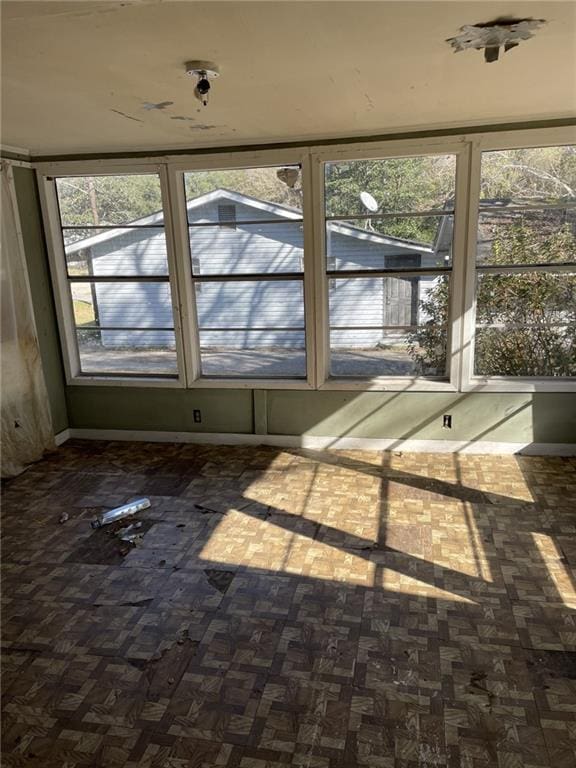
left=360, top=191, right=378, bottom=212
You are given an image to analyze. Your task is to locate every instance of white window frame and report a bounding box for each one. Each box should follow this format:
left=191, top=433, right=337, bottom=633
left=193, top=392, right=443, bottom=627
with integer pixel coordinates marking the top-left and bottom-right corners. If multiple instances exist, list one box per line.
left=36, top=126, right=576, bottom=393
left=167, top=148, right=316, bottom=390
left=37, top=162, right=186, bottom=388
left=460, top=126, right=576, bottom=393
left=310, top=137, right=470, bottom=392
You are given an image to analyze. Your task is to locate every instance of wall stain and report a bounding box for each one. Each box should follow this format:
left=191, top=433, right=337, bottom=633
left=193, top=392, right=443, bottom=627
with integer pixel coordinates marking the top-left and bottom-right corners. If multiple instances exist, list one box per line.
left=110, top=109, right=144, bottom=123
left=170, top=116, right=196, bottom=122
left=142, top=101, right=174, bottom=111
left=189, top=124, right=221, bottom=131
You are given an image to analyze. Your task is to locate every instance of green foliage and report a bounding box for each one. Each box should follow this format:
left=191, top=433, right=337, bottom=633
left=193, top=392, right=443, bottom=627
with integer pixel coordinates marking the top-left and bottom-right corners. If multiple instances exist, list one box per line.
left=407, top=145, right=576, bottom=377
left=406, top=277, right=449, bottom=376
left=57, top=167, right=303, bottom=228
left=184, top=167, right=302, bottom=210
left=474, top=221, right=576, bottom=376
left=57, top=174, right=163, bottom=226
left=408, top=220, right=576, bottom=377
left=324, top=155, right=455, bottom=242
left=480, top=146, right=576, bottom=202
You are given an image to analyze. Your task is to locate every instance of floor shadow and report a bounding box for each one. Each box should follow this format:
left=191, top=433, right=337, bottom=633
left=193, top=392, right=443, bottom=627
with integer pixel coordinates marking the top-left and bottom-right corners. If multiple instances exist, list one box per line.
left=1, top=440, right=575, bottom=767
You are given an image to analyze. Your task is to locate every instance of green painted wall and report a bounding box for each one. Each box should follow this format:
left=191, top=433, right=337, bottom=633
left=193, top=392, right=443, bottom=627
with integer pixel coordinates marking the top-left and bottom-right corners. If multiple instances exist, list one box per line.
left=66, top=387, right=253, bottom=434
left=13, top=166, right=68, bottom=433
left=65, top=387, right=576, bottom=444
left=266, top=390, right=576, bottom=443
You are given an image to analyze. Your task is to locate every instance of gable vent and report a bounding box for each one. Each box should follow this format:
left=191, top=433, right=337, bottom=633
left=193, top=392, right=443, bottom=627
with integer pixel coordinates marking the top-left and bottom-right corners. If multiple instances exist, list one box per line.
left=218, top=204, right=237, bottom=229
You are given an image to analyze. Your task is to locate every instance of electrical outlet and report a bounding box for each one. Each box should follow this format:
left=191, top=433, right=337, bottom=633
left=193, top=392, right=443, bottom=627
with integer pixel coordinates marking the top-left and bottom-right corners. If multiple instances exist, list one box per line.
left=443, top=414, right=452, bottom=429
left=193, top=409, right=202, bottom=423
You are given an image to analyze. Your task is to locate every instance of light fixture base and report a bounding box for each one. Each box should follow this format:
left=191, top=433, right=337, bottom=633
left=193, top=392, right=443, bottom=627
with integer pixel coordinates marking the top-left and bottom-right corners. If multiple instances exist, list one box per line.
left=184, top=60, right=220, bottom=78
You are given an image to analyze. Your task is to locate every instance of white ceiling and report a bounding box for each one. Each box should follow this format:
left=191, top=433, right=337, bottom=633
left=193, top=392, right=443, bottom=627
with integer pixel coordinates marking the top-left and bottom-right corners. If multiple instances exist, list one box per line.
left=2, top=1, right=575, bottom=156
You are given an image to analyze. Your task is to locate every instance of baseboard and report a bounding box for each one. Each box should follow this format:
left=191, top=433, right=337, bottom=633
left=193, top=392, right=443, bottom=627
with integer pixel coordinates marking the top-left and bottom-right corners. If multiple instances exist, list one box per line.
left=59, top=428, right=576, bottom=455
left=54, top=429, right=71, bottom=446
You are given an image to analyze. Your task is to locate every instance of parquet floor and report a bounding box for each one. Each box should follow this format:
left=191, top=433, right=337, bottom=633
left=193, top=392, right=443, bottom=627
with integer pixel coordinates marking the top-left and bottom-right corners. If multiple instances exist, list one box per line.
left=1, top=440, right=575, bottom=767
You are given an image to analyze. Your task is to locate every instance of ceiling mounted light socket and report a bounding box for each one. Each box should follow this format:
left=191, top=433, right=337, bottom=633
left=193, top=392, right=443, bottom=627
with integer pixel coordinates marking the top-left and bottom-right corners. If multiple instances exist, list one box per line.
left=185, top=60, right=220, bottom=106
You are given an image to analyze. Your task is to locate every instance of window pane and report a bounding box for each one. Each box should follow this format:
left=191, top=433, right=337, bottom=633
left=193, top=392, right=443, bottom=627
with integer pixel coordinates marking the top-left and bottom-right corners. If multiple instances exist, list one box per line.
left=56, top=174, right=163, bottom=226
left=196, top=280, right=304, bottom=329
left=189, top=221, right=304, bottom=275
left=184, top=166, right=302, bottom=223
left=327, top=215, right=452, bottom=271
left=65, top=228, right=169, bottom=276
left=474, top=272, right=576, bottom=376
left=70, top=282, right=173, bottom=330
left=480, top=145, right=576, bottom=205
left=476, top=208, right=576, bottom=267
left=199, top=330, right=306, bottom=378
left=77, top=329, right=177, bottom=376
left=325, top=154, right=456, bottom=218
left=329, top=275, right=448, bottom=377
left=195, top=280, right=305, bottom=378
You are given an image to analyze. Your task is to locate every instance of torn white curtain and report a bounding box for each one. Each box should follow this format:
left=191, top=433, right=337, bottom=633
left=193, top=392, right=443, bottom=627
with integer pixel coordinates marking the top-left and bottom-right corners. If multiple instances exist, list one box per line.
left=1, top=162, right=54, bottom=477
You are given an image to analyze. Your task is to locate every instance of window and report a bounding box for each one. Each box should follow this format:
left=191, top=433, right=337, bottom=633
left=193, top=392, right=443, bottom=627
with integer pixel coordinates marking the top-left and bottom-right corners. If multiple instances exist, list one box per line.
left=323, top=153, right=457, bottom=379
left=53, top=172, right=179, bottom=378
left=183, top=164, right=307, bottom=379
left=471, top=144, right=576, bottom=379
left=39, top=129, right=576, bottom=391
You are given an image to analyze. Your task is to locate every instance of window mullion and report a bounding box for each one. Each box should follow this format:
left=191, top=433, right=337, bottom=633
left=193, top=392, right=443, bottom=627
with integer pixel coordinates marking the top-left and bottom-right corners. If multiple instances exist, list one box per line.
left=158, top=165, right=187, bottom=386
left=448, top=141, right=474, bottom=391
left=297, top=151, right=318, bottom=388
left=310, top=152, right=330, bottom=387
left=476, top=263, right=576, bottom=275
left=459, top=139, right=482, bottom=391
left=165, top=167, right=202, bottom=385
left=67, top=275, right=171, bottom=282
left=192, top=272, right=304, bottom=283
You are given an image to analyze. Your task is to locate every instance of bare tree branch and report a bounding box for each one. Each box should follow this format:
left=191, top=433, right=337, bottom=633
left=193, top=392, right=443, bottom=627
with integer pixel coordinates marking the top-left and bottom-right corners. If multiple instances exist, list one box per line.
left=502, top=164, right=575, bottom=197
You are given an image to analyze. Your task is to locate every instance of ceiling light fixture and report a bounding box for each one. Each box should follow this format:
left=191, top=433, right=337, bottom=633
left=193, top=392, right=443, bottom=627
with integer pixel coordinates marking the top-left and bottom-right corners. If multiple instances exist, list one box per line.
left=185, top=60, right=220, bottom=107
left=447, top=17, right=545, bottom=63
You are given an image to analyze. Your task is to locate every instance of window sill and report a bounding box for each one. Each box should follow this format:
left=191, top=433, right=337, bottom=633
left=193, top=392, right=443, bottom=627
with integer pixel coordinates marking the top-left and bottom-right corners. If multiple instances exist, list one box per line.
left=67, top=375, right=185, bottom=388
left=189, top=377, right=313, bottom=390
left=319, top=377, right=457, bottom=392
left=462, top=378, right=576, bottom=393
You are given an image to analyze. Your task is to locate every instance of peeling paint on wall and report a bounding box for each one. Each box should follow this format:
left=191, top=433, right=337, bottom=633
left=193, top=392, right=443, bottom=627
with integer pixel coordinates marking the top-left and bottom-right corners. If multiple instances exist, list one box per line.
left=447, top=18, right=546, bottom=63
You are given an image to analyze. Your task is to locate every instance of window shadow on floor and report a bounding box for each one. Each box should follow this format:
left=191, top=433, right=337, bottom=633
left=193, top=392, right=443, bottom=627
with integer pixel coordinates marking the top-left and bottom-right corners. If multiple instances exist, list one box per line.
left=2, top=439, right=575, bottom=766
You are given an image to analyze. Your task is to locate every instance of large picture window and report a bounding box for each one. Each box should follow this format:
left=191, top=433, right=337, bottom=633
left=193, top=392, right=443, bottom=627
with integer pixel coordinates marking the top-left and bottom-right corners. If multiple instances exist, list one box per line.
left=323, top=153, right=457, bottom=378
left=472, top=144, right=576, bottom=379
left=39, top=129, right=576, bottom=392
left=183, top=165, right=307, bottom=379
left=53, top=173, right=179, bottom=377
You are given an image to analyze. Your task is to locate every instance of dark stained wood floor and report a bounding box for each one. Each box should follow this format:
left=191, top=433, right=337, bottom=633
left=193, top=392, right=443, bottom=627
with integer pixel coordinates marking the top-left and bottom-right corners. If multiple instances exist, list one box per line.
left=2, top=440, right=575, bottom=767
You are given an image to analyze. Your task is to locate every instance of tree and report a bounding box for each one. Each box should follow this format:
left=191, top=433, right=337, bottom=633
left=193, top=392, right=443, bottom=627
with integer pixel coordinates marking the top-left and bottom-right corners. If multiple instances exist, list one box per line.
left=325, top=154, right=455, bottom=242
left=57, top=166, right=303, bottom=236
left=57, top=174, right=163, bottom=229
left=408, top=219, right=576, bottom=377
